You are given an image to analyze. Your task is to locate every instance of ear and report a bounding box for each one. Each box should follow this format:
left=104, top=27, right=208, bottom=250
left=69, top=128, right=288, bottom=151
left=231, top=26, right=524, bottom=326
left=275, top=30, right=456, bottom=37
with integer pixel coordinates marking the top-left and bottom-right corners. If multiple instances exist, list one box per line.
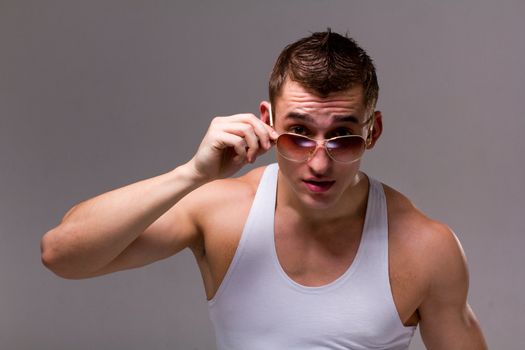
left=259, top=101, right=272, bottom=126
left=366, top=111, right=383, bottom=149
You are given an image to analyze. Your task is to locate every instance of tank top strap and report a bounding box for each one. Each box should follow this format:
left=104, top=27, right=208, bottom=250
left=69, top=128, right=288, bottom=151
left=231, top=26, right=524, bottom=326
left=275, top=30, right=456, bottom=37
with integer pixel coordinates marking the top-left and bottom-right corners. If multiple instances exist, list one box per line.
left=356, top=175, right=391, bottom=291
left=242, top=163, right=278, bottom=246
left=363, top=176, right=388, bottom=244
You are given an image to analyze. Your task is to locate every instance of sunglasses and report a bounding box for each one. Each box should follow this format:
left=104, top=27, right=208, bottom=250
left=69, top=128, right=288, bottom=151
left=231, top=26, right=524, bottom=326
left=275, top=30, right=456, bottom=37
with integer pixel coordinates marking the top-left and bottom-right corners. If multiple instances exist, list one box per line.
left=275, top=133, right=367, bottom=164
left=269, top=106, right=373, bottom=164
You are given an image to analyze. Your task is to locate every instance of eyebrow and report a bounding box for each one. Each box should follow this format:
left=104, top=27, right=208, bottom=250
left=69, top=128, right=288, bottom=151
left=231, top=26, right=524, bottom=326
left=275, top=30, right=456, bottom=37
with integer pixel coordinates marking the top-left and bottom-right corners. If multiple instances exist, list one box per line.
left=284, top=112, right=361, bottom=124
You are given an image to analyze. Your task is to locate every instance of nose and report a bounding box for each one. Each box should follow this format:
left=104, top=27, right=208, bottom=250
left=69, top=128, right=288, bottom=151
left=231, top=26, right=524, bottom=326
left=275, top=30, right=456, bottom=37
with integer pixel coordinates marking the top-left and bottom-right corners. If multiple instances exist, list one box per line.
left=306, top=142, right=331, bottom=174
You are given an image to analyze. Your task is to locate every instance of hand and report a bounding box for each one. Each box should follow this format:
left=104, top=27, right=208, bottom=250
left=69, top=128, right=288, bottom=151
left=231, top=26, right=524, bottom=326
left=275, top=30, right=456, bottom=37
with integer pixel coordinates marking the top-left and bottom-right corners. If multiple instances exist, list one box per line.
left=187, top=113, right=278, bottom=181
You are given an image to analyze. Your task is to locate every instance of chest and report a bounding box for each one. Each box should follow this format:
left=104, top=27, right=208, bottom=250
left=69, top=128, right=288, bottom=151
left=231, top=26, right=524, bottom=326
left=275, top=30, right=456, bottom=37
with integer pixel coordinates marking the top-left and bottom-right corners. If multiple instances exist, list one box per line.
left=273, top=213, right=363, bottom=287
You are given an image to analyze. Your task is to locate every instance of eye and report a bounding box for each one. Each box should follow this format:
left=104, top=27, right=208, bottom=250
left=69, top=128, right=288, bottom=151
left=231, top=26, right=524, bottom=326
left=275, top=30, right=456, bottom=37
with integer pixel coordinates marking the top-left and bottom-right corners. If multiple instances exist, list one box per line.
left=330, top=127, right=354, bottom=137
left=288, top=125, right=309, bottom=135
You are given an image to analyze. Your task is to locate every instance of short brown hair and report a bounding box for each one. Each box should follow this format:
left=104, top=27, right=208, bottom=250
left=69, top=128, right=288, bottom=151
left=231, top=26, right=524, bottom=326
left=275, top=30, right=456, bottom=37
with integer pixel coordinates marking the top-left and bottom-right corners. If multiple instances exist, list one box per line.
left=269, top=29, right=378, bottom=113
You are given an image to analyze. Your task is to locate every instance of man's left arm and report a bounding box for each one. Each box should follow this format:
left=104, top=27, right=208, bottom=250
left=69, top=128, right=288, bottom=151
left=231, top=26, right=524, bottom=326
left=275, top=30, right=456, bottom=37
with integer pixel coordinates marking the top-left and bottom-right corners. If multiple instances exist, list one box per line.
left=418, top=226, right=487, bottom=349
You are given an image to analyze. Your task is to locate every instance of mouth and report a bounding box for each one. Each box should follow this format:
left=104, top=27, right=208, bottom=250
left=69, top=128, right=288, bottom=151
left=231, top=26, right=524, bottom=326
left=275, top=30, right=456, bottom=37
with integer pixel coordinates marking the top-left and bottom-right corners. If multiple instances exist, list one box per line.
left=302, top=179, right=335, bottom=193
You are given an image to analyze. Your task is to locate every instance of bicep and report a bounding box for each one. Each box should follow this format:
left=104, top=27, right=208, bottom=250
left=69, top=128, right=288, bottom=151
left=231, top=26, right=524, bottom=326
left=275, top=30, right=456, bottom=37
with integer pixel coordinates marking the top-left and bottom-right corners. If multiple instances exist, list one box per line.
left=420, top=303, right=486, bottom=350
left=418, top=228, right=487, bottom=349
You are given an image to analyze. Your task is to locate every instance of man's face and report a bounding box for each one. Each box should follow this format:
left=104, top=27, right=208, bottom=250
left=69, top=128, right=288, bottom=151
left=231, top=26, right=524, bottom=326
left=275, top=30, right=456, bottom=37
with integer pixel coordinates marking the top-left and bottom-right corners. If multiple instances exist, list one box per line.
left=267, top=79, right=378, bottom=211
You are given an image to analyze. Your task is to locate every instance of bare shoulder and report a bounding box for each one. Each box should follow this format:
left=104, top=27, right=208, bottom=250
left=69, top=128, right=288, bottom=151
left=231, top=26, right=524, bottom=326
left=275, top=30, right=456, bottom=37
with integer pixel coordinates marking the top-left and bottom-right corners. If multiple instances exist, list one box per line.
left=383, top=183, right=465, bottom=260
left=383, top=183, right=469, bottom=300
left=181, top=166, right=267, bottom=253
left=183, top=166, right=266, bottom=219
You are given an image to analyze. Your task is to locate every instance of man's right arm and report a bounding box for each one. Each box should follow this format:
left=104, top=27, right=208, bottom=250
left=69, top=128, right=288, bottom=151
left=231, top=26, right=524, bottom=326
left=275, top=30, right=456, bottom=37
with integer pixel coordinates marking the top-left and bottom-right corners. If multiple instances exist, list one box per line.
left=40, top=164, right=207, bottom=279
left=41, top=113, right=277, bottom=279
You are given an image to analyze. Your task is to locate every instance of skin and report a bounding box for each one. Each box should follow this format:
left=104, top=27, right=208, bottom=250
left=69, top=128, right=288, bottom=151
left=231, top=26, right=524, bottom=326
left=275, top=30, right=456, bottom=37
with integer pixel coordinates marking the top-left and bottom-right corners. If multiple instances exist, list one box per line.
left=41, top=79, right=487, bottom=349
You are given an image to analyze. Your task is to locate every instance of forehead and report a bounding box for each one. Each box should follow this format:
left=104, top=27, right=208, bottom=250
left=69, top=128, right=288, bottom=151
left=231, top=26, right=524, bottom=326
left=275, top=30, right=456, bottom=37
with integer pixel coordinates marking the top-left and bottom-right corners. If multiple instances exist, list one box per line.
left=274, top=79, right=367, bottom=121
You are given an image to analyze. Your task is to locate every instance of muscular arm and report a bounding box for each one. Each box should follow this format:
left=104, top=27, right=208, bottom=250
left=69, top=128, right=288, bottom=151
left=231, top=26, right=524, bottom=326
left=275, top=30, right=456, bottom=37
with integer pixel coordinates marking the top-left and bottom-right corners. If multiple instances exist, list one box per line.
left=40, top=164, right=205, bottom=279
left=418, top=226, right=487, bottom=349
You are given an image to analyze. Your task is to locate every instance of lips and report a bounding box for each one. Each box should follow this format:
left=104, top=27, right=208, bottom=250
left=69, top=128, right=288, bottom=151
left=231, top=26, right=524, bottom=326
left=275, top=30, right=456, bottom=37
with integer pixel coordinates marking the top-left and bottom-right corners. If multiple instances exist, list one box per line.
left=303, top=179, right=335, bottom=193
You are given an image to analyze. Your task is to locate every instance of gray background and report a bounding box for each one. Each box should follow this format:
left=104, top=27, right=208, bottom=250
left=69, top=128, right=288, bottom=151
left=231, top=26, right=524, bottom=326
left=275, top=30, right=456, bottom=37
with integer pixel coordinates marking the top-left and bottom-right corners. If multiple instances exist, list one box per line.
left=1, top=0, right=524, bottom=349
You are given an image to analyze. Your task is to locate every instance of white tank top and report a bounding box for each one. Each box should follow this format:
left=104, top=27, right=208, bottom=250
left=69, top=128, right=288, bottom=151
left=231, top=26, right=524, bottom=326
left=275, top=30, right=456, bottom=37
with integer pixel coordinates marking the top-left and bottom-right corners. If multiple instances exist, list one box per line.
left=208, top=163, right=416, bottom=349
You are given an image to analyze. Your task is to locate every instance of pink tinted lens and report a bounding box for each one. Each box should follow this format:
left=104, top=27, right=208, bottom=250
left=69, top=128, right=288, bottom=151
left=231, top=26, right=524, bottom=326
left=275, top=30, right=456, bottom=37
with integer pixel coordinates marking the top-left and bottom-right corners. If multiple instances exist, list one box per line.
left=276, top=134, right=316, bottom=161
left=326, top=136, right=365, bottom=163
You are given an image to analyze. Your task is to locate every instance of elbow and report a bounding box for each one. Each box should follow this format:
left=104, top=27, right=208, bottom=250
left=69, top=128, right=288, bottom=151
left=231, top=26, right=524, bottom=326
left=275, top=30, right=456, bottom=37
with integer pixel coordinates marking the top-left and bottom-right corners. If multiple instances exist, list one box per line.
left=41, top=229, right=67, bottom=278
left=40, top=227, right=85, bottom=280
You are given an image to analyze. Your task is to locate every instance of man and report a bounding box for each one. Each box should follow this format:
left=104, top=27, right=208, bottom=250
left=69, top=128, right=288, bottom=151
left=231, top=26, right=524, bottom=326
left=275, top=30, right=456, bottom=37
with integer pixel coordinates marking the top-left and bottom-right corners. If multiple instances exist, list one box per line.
left=41, top=30, right=487, bottom=349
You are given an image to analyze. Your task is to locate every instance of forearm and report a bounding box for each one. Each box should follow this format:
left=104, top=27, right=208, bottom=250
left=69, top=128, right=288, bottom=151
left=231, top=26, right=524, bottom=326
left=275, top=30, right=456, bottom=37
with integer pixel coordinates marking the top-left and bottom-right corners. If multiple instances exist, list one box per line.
left=41, top=163, right=205, bottom=277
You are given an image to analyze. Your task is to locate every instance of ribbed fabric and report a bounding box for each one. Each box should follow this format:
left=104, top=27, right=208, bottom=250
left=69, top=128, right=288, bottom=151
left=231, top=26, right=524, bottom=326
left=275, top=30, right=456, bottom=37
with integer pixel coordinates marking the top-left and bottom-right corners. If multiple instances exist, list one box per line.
left=208, top=163, right=416, bottom=349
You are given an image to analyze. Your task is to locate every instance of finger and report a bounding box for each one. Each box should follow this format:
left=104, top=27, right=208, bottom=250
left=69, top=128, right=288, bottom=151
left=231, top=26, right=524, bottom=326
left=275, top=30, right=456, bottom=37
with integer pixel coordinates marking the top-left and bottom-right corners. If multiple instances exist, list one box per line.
left=214, top=114, right=277, bottom=158
left=231, top=114, right=278, bottom=149
left=213, top=132, right=248, bottom=162
left=220, top=123, right=260, bottom=163
left=251, top=119, right=274, bottom=150
left=239, top=125, right=260, bottom=162
left=259, top=119, right=279, bottom=141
